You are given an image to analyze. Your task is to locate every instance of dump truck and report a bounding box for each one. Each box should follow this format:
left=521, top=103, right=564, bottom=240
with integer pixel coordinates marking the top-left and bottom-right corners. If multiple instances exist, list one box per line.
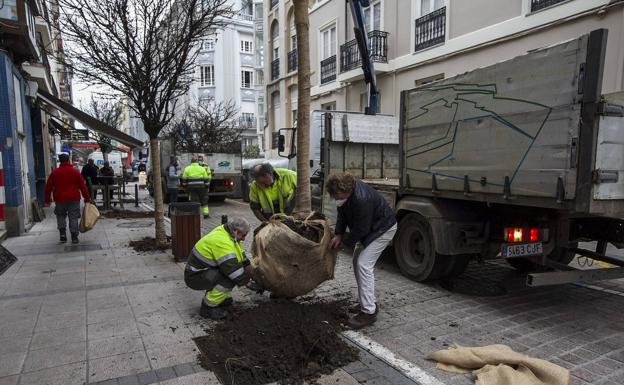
left=306, top=29, right=624, bottom=286
left=147, top=138, right=243, bottom=202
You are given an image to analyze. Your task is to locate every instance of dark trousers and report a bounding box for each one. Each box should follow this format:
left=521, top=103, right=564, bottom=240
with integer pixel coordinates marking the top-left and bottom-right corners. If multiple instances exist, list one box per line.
left=54, top=201, right=81, bottom=234
left=167, top=188, right=178, bottom=216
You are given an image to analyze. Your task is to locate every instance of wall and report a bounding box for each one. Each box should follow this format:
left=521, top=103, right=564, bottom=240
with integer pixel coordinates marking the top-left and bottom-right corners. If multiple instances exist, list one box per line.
left=449, top=0, right=521, bottom=39
left=0, top=52, right=38, bottom=236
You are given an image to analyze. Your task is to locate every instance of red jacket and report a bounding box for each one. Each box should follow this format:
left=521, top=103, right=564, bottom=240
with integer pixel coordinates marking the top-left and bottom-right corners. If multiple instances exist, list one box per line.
left=45, top=163, right=91, bottom=204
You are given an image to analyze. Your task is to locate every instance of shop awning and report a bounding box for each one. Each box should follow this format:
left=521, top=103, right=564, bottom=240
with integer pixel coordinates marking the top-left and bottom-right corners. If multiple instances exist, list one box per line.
left=37, top=90, right=144, bottom=148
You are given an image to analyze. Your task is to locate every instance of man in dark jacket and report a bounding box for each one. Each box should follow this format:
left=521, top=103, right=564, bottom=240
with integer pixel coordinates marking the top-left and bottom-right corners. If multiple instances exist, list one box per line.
left=45, top=153, right=92, bottom=244
left=81, top=159, right=99, bottom=199
left=327, top=173, right=397, bottom=329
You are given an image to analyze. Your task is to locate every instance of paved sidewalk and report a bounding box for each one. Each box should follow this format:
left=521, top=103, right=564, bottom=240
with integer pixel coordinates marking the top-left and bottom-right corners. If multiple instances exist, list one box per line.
left=3, top=196, right=624, bottom=385
left=0, top=205, right=414, bottom=385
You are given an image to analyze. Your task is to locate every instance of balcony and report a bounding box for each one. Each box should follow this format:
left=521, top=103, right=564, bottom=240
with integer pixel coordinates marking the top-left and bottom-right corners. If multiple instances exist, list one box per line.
left=271, top=58, right=280, bottom=80
left=414, top=7, right=446, bottom=52
left=0, top=0, right=40, bottom=63
left=287, top=49, right=298, bottom=73
left=340, top=30, right=388, bottom=73
left=236, top=12, right=253, bottom=21
left=320, top=55, right=337, bottom=85
left=530, top=0, right=568, bottom=12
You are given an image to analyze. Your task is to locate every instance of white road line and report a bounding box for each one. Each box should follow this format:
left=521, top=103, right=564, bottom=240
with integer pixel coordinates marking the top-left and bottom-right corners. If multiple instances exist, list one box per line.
left=342, top=330, right=446, bottom=385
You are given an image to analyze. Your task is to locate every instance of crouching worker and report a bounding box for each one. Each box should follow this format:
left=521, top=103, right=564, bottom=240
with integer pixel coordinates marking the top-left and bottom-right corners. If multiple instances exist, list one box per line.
left=184, top=217, right=253, bottom=319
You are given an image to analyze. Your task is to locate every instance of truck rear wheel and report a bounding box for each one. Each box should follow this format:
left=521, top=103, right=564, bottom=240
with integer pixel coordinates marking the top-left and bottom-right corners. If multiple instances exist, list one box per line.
left=394, top=213, right=449, bottom=282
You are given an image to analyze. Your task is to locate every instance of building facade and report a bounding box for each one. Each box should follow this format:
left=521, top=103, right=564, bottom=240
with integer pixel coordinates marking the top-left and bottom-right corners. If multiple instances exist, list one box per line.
left=265, top=0, right=624, bottom=156
left=0, top=0, right=71, bottom=235
left=175, top=0, right=264, bottom=153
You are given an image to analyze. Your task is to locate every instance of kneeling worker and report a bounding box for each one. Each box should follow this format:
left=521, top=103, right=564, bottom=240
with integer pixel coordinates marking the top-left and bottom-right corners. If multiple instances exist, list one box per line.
left=249, top=163, right=297, bottom=222
left=184, top=217, right=253, bottom=319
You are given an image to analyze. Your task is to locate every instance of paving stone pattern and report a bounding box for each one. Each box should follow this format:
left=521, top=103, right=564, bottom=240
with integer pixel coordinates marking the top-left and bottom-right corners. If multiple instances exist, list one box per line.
left=0, top=190, right=623, bottom=385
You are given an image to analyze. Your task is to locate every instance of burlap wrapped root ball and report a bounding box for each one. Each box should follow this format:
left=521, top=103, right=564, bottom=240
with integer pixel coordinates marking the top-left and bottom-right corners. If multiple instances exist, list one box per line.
left=251, top=214, right=337, bottom=298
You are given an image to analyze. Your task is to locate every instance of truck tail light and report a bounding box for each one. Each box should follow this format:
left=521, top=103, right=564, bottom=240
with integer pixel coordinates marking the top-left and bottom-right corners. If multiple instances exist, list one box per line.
left=504, top=227, right=543, bottom=243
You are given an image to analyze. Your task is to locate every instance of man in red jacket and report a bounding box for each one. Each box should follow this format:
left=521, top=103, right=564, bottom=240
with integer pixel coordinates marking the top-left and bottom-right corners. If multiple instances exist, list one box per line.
left=45, top=153, right=92, bottom=244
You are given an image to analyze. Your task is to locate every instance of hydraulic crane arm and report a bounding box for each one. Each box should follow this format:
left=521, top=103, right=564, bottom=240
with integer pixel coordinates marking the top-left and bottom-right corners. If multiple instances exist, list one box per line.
left=348, top=0, right=379, bottom=115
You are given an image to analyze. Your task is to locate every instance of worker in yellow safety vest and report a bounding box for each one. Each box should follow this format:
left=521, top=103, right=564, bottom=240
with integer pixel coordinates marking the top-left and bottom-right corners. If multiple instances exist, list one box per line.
left=184, top=217, right=252, bottom=319
left=182, top=157, right=211, bottom=219
left=249, top=163, right=297, bottom=222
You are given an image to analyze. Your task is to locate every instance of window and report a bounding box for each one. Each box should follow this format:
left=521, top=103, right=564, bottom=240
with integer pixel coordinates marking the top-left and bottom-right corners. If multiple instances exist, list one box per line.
left=241, top=40, right=253, bottom=53
left=0, top=0, right=18, bottom=20
left=241, top=70, right=253, bottom=88
left=202, top=39, right=215, bottom=51
left=320, top=25, right=337, bottom=60
left=292, top=109, right=298, bottom=128
left=419, top=0, right=444, bottom=16
left=363, top=1, right=382, bottom=32
left=200, top=65, right=214, bottom=86
left=256, top=70, right=264, bottom=86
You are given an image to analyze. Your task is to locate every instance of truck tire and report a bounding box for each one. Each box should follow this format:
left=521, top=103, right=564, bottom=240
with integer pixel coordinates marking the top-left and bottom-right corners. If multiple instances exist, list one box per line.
left=209, top=196, right=227, bottom=202
left=442, top=254, right=470, bottom=278
left=394, top=213, right=449, bottom=282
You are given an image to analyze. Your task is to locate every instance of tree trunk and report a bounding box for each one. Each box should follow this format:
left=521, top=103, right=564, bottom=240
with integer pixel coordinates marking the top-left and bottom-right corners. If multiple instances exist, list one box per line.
left=149, top=138, right=167, bottom=245
left=293, top=0, right=311, bottom=213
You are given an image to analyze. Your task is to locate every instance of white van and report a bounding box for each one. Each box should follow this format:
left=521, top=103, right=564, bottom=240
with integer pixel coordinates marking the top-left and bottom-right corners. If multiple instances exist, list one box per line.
left=88, top=151, right=123, bottom=175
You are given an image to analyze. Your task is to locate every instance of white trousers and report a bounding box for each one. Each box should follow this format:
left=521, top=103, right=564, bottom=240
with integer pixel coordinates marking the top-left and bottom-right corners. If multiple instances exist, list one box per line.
left=353, top=224, right=397, bottom=314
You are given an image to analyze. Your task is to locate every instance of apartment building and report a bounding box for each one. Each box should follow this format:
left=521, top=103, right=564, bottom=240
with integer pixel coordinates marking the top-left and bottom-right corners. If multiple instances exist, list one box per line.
left=264, top=0, right=624, bottom=156
left=175, top=0, right=264, bottom=152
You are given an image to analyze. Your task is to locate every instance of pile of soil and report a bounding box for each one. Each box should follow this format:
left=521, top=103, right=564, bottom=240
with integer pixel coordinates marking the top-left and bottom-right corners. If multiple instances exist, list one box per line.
left=0, top=245, right=17, bottom=276
left=103, top=210, right=154, bottom=219
left=194, top=301, right=358, bottom=385
left=280, top=217, right=323, bottom=243
left=129, top=236, right=171, bottom=252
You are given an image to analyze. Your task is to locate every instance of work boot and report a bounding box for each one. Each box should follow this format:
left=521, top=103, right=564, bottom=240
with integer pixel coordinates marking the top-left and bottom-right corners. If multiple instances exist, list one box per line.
left=59, top=230, right=67, bottom=243
left=199, top=302, right=228, bottom=320
left=347, top=311, right=377, bottom=329
left=203, top=214, right=210, bottom=219
left=348, top=303, right=379, bottom=314
left=71, top=233, right=79, bottom=244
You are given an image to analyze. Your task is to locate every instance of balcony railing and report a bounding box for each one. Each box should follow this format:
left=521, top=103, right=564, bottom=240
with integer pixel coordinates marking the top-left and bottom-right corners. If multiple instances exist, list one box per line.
left=271, top=58, right=280, bottom=80
left=530, top=0, right=567, bottom=11
left=320, top=55, right=337, bottom=85
left=287, top=49, right=298, bottom=73
left=236, top=12, right=253, bottom=21
left=340, top=30, right=388, bottom=73
left=414, top=7, right=446, bottom=52
left=270, top=0, right=278, bottom=9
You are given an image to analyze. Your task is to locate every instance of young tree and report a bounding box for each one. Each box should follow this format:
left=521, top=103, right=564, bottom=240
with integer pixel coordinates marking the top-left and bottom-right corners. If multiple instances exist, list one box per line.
left=293, top=0, right=312, bottom=213
left=163, top=101, right=242, bottom=153
left=82, top=96, right=123, bottom=161
left=51, top=0, right=233, bottom=245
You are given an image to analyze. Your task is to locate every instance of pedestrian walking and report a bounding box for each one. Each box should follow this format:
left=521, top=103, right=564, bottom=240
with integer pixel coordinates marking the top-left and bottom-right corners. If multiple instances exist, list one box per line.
left=167, top=156, right=180, bottom=217
left=45, top=153, right=92, bottom=244
left=327, top=173, right=397, bottom=329
left=182, top=157, right=211, bottom=219
left=81, top=158, right=99, bottom=200
left=248, top=163, right=297, bottom=222
left=184, top=217, right=252, bottom=319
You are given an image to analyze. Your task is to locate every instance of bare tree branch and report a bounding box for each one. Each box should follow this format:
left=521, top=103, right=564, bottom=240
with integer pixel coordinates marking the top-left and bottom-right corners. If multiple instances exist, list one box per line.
left=81, top=96, right=123, bottom=156
left=162, top=101, right=242, bottom=153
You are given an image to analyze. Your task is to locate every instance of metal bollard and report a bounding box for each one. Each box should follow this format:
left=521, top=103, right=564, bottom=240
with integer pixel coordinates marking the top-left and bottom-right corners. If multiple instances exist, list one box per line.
left=221, top=215, right=228, bottom=225
left=135, top=184, right=139, bottom=207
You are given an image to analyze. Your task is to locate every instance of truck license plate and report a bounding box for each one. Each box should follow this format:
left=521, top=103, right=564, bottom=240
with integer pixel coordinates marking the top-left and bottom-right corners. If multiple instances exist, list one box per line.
left=502, top=243, right=543, bottom=258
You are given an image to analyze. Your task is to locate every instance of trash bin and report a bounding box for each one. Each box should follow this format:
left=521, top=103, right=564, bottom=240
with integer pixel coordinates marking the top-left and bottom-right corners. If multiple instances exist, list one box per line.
left=170, top=202, right=201, bottom=262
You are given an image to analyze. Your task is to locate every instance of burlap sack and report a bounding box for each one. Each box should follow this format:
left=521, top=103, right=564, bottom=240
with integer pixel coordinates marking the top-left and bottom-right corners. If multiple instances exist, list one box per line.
left=79, top=202, right=100, bottom=233
left=429, top=344, right=570, bottom=385
left=251, top=213, right=337, bottom=297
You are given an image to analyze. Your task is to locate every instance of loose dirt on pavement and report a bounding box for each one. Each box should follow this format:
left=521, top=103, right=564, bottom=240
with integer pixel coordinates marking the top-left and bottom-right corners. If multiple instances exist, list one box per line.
left=194, top=300, right=358, bottom=385
left=103, top=210, right=155, bottom=219
left=129, top=236, right=171, bottom=252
